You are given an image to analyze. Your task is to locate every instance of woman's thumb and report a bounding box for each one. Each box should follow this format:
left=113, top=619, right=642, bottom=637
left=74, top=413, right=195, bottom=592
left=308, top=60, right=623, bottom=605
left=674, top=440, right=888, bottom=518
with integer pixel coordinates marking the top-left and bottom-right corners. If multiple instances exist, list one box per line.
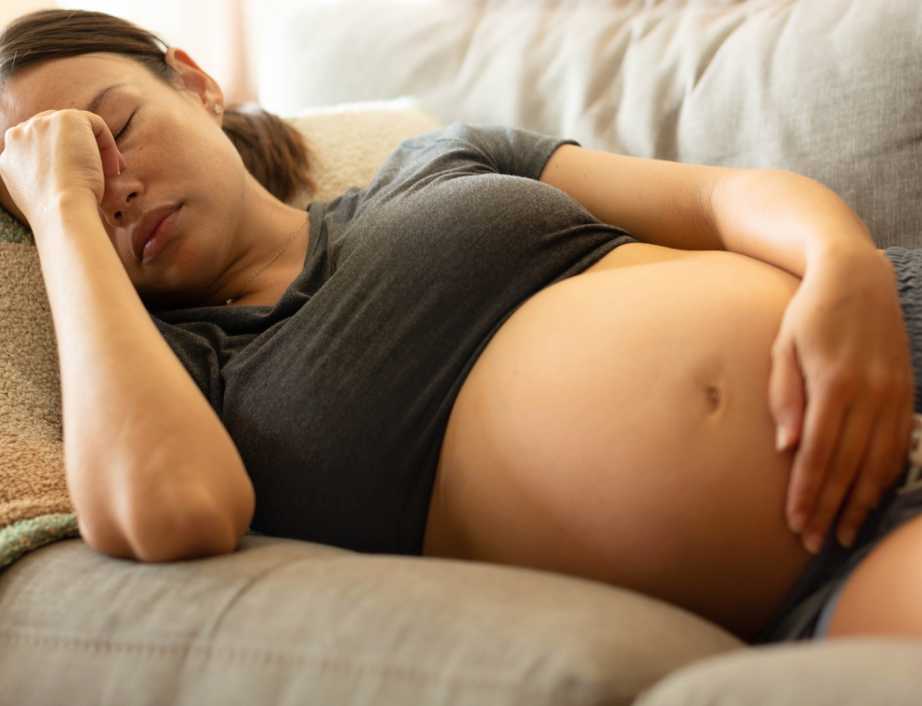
left=769, top=334, right=805, bottom=452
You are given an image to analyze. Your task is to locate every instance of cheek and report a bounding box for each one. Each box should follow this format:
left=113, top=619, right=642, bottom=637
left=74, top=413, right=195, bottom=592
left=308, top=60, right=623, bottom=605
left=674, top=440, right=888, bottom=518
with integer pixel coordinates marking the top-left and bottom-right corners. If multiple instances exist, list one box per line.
left=146, top=114, right=248, bottom=226
left=170, top=126, right=243, bottom=191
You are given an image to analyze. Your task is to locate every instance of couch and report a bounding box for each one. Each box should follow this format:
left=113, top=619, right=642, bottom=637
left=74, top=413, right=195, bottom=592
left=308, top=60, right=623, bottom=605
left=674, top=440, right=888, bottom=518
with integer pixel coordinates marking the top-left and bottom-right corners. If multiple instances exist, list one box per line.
left=4, top=1, right=922, bottom=704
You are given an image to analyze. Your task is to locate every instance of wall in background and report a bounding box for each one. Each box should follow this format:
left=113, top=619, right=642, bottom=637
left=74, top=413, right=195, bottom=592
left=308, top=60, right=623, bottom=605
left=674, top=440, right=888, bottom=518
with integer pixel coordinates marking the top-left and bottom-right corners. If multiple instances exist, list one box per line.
left=1, top=0, right=257, bottom=105
left=0, top=0, right=56, bottom=29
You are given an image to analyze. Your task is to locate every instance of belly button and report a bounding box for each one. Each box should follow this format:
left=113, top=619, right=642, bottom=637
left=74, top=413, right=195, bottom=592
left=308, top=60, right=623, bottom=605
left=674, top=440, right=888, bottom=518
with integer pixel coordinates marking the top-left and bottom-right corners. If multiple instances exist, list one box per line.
left=705, top=384, right=722, bottom=413
left=692, top=356, right=726, bottom=415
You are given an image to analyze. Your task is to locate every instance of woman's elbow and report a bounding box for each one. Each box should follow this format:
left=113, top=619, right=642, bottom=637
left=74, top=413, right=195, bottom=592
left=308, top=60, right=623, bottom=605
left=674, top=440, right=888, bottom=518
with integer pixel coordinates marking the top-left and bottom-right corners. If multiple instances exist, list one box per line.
left=78, top=491, right=242, bottom=564
left=130, top=500, right=242, bottom=563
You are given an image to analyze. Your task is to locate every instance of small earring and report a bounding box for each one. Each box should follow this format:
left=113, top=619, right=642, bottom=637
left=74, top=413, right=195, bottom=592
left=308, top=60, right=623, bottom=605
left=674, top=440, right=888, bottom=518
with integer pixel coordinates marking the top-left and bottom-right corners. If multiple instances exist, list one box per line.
left=213, top=105, right=222, bottom=115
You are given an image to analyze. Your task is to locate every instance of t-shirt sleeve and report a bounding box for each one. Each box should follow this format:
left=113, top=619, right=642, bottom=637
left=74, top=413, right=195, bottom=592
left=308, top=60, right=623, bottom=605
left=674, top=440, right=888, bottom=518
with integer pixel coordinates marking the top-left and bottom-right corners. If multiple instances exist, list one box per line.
left=362, top=121, right=582, bottom=202
left=434, top=121, right=582, bottom=180
left=148, top=313, right=225, bottom=415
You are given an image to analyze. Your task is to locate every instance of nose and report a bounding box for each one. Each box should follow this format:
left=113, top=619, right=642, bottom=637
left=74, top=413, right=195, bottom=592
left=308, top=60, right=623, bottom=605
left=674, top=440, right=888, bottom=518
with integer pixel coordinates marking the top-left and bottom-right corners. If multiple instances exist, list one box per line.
left=100, top=172, right=140, bottom=230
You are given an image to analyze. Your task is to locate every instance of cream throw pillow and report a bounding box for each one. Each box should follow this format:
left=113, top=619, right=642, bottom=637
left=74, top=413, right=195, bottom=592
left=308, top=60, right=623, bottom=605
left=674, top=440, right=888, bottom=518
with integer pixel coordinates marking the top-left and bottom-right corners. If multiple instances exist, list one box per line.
left=0, top=98, right=443, bottom=568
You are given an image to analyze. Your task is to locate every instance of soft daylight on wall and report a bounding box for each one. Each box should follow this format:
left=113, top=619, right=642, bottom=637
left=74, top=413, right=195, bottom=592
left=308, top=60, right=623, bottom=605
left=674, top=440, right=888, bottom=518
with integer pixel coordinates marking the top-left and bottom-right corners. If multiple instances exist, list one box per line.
left=0, top=0, right=256, bottom=104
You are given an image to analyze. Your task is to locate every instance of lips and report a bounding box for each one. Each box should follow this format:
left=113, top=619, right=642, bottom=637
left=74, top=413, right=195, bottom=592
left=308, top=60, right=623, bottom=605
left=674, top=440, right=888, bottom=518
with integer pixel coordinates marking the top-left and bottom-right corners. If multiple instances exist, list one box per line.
left=133, top=203, right=180, bottom=263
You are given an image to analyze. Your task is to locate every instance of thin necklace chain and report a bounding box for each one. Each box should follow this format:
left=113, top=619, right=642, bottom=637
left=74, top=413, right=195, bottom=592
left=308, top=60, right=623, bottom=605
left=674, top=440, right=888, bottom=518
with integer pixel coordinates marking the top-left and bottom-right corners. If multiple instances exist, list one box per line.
left=225, top=214, right=309, bottom=305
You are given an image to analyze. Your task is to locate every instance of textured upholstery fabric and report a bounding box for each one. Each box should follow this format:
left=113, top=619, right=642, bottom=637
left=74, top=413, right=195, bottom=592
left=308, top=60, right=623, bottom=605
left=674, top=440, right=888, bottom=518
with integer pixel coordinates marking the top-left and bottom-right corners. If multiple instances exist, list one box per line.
left=249, top=0, right=922, bottom=250
left=634, top=638, right=922, bottom=705
left=0, top=536, right=742, bottom=706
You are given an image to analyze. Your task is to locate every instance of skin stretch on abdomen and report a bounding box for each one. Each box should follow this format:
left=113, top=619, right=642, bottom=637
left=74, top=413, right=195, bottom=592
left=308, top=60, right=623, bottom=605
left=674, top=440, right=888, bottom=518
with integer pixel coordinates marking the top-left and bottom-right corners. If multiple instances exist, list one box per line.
left=431, top=245, right=816, bottom=641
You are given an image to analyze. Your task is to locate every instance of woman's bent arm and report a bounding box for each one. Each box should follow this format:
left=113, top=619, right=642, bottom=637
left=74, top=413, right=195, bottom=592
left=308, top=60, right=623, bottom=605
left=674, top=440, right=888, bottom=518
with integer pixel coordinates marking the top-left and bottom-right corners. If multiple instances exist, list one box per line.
left=710, top=169, right=877, bottom=278
left=539, top=145, right=877, bottom=278
left=33, top=192, right=255, bottom=562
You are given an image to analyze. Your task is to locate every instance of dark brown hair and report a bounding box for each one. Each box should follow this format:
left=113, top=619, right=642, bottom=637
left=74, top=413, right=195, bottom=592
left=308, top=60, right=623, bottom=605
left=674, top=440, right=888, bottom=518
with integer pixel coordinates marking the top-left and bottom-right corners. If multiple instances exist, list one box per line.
left=0, top=8, right=317, bottom=203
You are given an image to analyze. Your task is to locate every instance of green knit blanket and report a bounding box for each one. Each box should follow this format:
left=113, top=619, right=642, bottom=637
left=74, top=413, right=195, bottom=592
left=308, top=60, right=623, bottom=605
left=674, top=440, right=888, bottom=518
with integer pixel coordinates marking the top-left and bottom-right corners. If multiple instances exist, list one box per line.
left=0, top=207, right=81, bottom=569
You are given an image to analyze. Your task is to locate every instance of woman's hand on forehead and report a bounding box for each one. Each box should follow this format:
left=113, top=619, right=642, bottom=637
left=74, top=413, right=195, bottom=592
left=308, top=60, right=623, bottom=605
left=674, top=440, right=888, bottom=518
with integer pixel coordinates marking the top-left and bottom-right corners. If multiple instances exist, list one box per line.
left=0, top=109, right=123, bottom=230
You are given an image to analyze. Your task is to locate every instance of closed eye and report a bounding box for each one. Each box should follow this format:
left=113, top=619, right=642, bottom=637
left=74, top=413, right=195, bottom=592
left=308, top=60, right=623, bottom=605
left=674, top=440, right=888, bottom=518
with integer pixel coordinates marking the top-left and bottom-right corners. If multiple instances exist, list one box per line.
left=115, top=111, right=136, bottom=142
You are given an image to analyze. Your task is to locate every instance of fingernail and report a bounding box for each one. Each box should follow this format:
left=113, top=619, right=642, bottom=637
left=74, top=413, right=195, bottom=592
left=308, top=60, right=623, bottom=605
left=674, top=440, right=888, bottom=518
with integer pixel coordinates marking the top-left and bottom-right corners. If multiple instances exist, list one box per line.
left=838, top=527, right=856, bottom=549
left=789, top=511, right=806, bottom=534
left=776, top=426, right=791, bottom=452
left=805, top=532, right=823, bottom=555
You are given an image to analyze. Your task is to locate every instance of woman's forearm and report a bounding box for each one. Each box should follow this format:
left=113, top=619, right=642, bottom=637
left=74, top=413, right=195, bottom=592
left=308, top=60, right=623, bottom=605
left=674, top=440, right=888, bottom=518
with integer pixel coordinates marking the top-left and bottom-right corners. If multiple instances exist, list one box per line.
left=710, top=170, right=877, bottom=278
left=33, top=192, right=254, bottom=561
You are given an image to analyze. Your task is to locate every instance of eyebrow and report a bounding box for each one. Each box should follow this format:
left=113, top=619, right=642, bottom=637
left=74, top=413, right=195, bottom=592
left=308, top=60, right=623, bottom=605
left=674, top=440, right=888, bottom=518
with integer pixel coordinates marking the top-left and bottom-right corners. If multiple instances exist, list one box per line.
left=84, top=82, right=127, bottom=114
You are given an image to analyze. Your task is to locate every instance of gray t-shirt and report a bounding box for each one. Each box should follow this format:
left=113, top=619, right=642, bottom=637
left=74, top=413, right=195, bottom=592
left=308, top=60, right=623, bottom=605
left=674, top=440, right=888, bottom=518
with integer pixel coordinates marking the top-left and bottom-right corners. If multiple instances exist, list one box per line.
left=148, top=122, right=640, bottom=555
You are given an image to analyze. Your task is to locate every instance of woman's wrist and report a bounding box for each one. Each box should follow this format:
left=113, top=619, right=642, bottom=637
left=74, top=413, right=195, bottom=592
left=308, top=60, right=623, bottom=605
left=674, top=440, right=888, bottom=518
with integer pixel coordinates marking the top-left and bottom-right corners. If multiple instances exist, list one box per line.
left=806, top=237, right=880, bottom=279
left=715, top=169, right=876, bottom=279
left=32, top=190, right=100, bottom=243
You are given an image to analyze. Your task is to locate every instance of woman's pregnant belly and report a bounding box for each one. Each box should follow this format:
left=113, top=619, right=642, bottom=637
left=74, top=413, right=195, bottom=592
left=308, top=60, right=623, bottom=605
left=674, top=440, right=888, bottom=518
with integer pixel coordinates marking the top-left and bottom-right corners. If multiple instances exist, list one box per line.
left=422, top=241, right=816, bottom=642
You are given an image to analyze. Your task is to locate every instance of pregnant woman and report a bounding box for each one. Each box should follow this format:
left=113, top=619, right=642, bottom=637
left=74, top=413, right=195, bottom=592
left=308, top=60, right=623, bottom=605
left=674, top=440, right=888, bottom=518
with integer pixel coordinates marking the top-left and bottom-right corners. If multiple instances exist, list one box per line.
left=2, top=9, right=921, bottom=647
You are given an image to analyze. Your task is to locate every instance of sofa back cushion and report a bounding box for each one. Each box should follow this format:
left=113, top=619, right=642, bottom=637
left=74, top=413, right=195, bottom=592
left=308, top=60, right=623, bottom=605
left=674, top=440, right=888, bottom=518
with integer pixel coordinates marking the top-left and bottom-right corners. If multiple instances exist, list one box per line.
left=247, top=0, right=922, bottom=249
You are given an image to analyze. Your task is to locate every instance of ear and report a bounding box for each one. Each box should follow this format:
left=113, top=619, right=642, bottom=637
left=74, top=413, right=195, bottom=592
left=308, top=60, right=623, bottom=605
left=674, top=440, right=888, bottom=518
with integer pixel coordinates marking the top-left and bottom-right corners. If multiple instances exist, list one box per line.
left=163, top=47, right=224, bottom=114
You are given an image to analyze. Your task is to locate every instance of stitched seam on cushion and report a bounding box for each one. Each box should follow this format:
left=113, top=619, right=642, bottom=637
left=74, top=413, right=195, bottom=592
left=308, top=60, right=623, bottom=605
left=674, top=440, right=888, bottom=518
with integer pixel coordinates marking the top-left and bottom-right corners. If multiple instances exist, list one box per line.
left=0, top=630, right=584, bottom=695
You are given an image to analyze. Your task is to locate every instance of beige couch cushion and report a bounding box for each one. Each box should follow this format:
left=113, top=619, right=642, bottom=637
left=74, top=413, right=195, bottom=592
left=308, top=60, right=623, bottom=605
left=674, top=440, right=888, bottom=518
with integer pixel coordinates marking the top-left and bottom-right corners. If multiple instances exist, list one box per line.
left=635, top=637, right=922, bottom=705
left=1, top=535, right=743, bottom=705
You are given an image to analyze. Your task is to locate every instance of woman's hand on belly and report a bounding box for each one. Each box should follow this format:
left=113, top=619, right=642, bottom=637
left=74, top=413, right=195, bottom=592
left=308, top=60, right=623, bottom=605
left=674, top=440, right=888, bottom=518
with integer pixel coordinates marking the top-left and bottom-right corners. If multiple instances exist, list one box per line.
left=769, top=249, right=915, bottom=554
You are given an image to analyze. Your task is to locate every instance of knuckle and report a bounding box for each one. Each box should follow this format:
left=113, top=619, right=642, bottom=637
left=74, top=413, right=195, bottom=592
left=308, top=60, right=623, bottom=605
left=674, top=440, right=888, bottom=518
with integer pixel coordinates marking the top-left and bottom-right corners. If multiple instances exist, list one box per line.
left=825, top=366, right=856, bottom=394
left=867, top=371, right=890, bottom=396
left=32, top=110, right=64, bottom=131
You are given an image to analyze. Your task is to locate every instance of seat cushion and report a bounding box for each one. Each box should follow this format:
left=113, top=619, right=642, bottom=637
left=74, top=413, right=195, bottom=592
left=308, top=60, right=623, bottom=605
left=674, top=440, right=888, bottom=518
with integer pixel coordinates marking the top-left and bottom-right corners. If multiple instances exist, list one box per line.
left=634, top=637, right=922, bottom=706
left=0, top=535, right=743, bottom=706
left=249, top=0, right=922, bottom=249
